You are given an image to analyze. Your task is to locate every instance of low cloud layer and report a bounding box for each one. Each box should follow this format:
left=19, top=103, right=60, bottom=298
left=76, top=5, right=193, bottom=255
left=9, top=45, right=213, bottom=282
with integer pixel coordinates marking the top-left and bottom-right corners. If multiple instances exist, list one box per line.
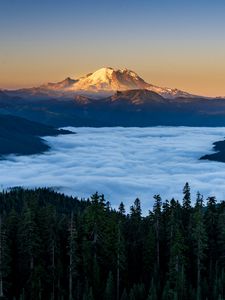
left=1, top=127, right=225, bottom=213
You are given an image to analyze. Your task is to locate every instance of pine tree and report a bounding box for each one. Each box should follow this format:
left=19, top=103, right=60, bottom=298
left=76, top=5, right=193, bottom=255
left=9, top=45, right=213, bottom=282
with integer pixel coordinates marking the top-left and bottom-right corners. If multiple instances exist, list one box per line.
left=182, top=182, right=192, bottom=283
left=142, top=225, right=155, bottom=285
left=68, top=212, right=79, bottom=300
left=116, top=221, right=126, bottom=300
left=92, top=256, right=100, bottom=299
left=19, top=200, right=41, bottom=299
left=0, top=214, right=6, bottom=298
left=130, top=198, right=142, bottom=220
left=120, top=288, right=128, bottom=300
left=167, top=199, right=186, bottom=299
left=128, top=198, right=143, bottom=284
left=161, top=281, right=170, bottom=300
left=4, top=209, right=19, bottom=299
left=129, top=289, right=135, bottom=300
left=217, top=204, right=225, bottom=298
left=192, top=193, right=207, bottom=300
left=129, top=283, right=145, bottom=300
left=118, top=202, right=126, bottom=216
left=183, top=183, right=191, bottom=210
left=153, top=195, right=162, bottom=270
left=205, top=196, right=219, bottom=298
left=147, top=279, right=157, bottom=300
left=83, top=286, right=95, bottom=300
left=104, top=271, right=114, bottom=300
left=82, top=192, right=107, bottom=296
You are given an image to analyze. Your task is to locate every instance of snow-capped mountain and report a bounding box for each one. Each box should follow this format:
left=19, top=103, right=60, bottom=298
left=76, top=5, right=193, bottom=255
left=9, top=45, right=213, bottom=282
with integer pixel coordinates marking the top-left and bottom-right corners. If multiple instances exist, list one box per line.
left=41, top=77, right=77, bottom=90
left=68, top=67, right=197, bottom=99
left=71, top=67, right=148, bottom=92
left=4, top=67, right=199, bottom=99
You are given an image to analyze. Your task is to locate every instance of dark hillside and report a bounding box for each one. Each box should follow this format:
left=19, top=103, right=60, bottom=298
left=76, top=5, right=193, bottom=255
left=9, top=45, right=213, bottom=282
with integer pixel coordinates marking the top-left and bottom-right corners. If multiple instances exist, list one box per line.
left=0, top=114, right=71, bottom=156
left=0, top=185, right=224, bottom=299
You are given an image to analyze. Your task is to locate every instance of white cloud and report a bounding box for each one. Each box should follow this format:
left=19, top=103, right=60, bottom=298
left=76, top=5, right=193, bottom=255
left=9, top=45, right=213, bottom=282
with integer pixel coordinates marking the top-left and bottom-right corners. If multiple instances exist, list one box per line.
left=1, top=126, right=225, bottom=214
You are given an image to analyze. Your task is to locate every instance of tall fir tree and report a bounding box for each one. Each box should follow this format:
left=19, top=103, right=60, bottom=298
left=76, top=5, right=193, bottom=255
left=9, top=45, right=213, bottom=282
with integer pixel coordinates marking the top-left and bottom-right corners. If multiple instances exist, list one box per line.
left=192, top=193, right=207, bottom=300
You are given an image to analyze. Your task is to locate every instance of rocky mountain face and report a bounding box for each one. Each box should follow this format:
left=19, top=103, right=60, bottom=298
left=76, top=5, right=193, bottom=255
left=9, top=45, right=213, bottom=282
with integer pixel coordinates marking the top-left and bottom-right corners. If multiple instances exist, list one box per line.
left=108, top=89, right=165, bottom=104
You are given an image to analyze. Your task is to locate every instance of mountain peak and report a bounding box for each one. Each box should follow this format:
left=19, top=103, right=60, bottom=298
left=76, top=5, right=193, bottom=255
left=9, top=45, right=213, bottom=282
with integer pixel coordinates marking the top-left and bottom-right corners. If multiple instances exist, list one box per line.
left=42, top=77, right=77, bottom=90
left=71, top=67, right=148, bottom=92
left=87, top=67, right=115, bottom=83
left=6, top=67, right=198, bottom=100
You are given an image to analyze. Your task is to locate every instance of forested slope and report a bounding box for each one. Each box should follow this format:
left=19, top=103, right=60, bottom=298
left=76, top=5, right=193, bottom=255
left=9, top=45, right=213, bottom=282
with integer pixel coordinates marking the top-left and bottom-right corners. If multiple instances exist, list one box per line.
left=0, top=115, right=71, bottom=156
left=0, top=185, right=224, bottom=300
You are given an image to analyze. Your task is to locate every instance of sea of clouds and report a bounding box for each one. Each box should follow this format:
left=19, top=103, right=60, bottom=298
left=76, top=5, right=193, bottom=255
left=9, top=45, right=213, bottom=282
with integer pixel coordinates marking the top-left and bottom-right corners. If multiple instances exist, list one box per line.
left=1, top=127, right=225, bottom=213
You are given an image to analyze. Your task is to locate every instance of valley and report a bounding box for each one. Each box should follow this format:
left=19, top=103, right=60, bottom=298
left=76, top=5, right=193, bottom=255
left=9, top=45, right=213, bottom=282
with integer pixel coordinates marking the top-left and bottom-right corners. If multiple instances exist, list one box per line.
left=1, top=126, right=225, bottom=212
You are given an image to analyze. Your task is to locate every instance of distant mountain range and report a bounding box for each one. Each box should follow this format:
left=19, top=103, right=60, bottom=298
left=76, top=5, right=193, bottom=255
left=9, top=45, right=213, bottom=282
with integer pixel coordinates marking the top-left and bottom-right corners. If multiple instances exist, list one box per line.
left=1, top=67, right=225, bottom=128
left=2, top=69, right=225, bottom=161
left=3, top=67, right=199, bottom=99
left=1, top=88, right=225, bottom=128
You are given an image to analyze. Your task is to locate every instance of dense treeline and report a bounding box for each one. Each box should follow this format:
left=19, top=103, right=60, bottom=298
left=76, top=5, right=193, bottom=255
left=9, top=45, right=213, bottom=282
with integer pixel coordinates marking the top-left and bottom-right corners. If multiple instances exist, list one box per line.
left=0, top=185, right=225, bottom=299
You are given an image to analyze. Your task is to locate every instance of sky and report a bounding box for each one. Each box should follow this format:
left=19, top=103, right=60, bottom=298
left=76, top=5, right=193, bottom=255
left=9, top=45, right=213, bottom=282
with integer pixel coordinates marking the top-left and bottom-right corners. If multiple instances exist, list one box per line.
left=1, top=0, right=225, bottom=96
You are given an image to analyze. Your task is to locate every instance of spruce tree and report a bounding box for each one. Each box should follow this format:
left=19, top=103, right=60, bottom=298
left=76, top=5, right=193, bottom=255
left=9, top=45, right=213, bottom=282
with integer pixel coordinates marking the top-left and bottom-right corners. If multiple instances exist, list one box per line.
left=68, top=212, right=79, bottom=300
left=192, top=193, right=207, bottom=300
left=118, top=202, right=126, bottom=216
left=147, top=279, right=157, bottom=300
left=153, top=195, right=162, bottom=270
left=104, top=271, right=114, bottom=300
left=204, top=196, right=220, bottom=299
left=120, top=288, right=128, bottom=300
left=183, top=183, right=191, bottom=210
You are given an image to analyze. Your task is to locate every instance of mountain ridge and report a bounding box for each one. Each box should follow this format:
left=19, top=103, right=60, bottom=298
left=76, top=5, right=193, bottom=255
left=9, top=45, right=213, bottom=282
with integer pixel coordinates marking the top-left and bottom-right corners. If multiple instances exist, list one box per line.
left=2, top=88, right=225, bottom=128
left=3, top=67, right=200, bottom=100
left=0, top=115, right=72, bottom=157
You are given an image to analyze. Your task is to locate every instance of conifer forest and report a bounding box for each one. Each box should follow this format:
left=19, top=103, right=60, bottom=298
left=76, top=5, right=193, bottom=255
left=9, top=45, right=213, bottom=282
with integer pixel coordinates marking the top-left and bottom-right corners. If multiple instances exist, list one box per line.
left=0, top=184, right=224, bottom=300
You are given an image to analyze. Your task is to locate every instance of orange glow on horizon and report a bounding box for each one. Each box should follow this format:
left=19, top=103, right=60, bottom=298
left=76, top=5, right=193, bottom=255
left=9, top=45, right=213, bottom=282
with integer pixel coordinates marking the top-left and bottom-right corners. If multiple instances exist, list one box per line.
left=1, top=64, right=225, bottom=98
